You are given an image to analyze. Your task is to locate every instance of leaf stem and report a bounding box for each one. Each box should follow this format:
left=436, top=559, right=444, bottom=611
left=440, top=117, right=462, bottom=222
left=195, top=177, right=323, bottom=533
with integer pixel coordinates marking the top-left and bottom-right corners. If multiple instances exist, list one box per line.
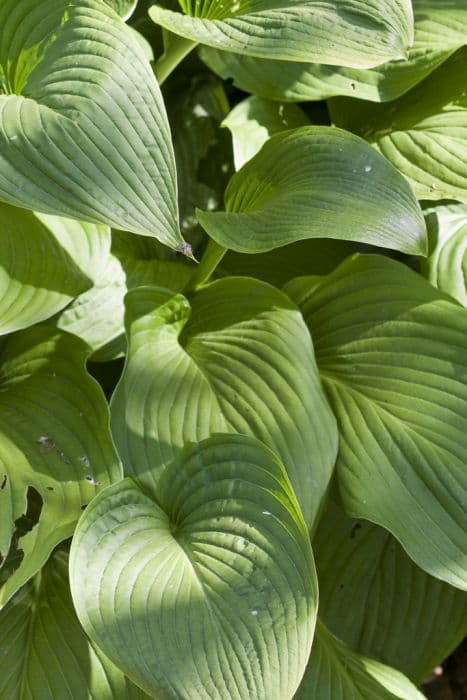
left=184, top=238, right=227, bottom=292
left=153, top=36, right=197, bottom=85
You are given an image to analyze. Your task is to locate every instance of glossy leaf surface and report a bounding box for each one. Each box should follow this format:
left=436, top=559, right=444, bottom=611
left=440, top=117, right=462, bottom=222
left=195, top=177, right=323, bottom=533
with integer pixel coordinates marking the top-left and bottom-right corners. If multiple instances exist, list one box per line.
left=197, top=127, right=426, bottom=255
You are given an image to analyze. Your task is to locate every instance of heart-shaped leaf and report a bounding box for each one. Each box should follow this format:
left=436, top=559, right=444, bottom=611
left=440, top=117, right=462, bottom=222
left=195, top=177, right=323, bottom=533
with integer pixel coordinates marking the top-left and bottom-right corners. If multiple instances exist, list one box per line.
left=0, top=0, right=183, bottom=249
left=149, top=1, right=414, bottom=69
left=197, top=126, right=426, bottom=255
left=70, top=435, right=317, bottom=700
left=0, top=326, right=121, bottom=607
left=110, top=278, right=338, bottom=529
left=330, top=48, right=467, bottom=203
left=295, top=621, right=425, bottom=699
left=286, top=254, right=467, bottom=590
left=0, top=203, right=110, bottom=334
left=200, top=0, right=467, bottom=103
left=314, top=498, right=467, bottom=683
left=0, top=550, right=150, bottom=699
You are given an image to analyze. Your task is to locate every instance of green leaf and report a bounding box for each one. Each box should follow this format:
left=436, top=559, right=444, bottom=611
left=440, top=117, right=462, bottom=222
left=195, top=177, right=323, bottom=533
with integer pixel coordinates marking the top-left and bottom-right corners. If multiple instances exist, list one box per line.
left=111, top=278, right=338, bottom=529
left=149, top=1, right=414, bottom=68
left=70, top=435, right=317, bottom=700
left=0, top=203, right=110, bottom=335
left=286, top=254, right=467, bottom=590
left=223, top=96, right=309, bottom=170
left=422, top=203, right=467, bottom=306
left=104, top=0, right=138, bottom=20
left=0, top=550, right=149, bottom=699
left=55, top=230, right=194, bottom=361
left=0, top=0, right=183, bottom=249
left=330, top=48, right=467, bottom=203
left=295, top=621, right=425, bottom=700
left=314, top=498, right=467, bottom=683
left=197, top=127, right=426, bottom=255
left=0, top=326, right=121, bottom=607
left=200, top=0, right=467, bottom=103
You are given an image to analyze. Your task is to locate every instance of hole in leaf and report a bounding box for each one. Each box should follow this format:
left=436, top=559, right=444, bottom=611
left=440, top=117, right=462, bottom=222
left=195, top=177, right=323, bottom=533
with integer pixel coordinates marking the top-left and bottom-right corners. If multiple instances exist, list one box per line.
left=0, top=474, right=7, bottom=490
left=0, top=486, right=43, bottom=586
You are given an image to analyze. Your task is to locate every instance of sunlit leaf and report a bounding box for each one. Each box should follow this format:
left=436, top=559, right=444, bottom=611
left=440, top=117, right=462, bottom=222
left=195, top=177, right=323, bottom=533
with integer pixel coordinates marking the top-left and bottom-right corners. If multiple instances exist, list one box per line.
left=110, top=279, right=338, bottom=529
left=0, top=327, right=121, bottom=607
left=200, top=0, right=467, bottom=103
left=197, top=127, right=426, bottom=255
left=422, top=203, right=467, bottom=307
left=55, top=230, right=193, bottom=361
left=223, top=96, right=309, bottom=170
left=0, top=0, right=183, bottom=249
left=149, top=0, right=414, bottom=68
left=70, top=435, right=317, bottom=700
left=330, top=48, right=467, bottom=203
left=0, top=203, right=109, bottom=335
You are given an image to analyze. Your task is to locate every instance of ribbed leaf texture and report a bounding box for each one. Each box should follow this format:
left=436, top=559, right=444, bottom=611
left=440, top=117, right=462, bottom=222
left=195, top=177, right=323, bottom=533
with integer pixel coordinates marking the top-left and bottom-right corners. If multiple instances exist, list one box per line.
left=286, top=254, right=467, bottom=590
left=110, top=279, right=338, bottom=530
left=198, top=127, right=426, bottom=255
left=0, top=0, right=183, bottom=249
left=70, top=435, right=317, bottom=700
left=149, top=0, right=414, bottom=68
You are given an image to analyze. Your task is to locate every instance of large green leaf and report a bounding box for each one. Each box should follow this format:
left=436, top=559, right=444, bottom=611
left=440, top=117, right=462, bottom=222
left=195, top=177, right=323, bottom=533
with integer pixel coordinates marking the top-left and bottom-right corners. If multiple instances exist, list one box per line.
left=0, top=326, right=121, bottom=607
left=0, top=0, right=183, bottom=249
left=422, top=203, right=467, bottom=306
left=56, top=230, right=193, bottom=361
left=295, top=621, right=425, bottom=699
left=197, top=127, right=426, bottom=255
left=70, top=435, right=317, bottom=700
left=314, top=498, right=467, bottom=682
left=286, top=254, right=467, bottom=590
left=149, top=1, right=414, bottom=68
left=0, top=550, right=149, bottom=699
left=200, top=0, right=467, bottom=103
left=223, top=96, right=309, bottom=170
left=0, top=204, right=110, bottom=334
left=111, top=278, right=338, bottom=529
left=330, top=48, right=467, bottom=203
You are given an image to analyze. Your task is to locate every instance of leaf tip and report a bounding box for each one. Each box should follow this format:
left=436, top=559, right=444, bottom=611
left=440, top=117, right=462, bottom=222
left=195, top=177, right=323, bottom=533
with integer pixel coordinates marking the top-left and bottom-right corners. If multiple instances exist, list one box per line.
left=177, top=241, right=197, bottom=262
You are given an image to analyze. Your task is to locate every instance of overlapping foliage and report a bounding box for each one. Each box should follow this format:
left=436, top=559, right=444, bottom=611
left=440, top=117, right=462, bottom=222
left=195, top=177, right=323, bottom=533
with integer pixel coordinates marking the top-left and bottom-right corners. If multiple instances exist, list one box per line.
left=0, top=1, right=466, bottom=698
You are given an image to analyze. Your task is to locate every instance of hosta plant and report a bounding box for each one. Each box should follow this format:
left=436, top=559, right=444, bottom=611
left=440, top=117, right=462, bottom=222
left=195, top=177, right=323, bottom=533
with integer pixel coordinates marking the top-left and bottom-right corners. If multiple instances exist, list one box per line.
left=0, top=0, right=466, bottom=698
